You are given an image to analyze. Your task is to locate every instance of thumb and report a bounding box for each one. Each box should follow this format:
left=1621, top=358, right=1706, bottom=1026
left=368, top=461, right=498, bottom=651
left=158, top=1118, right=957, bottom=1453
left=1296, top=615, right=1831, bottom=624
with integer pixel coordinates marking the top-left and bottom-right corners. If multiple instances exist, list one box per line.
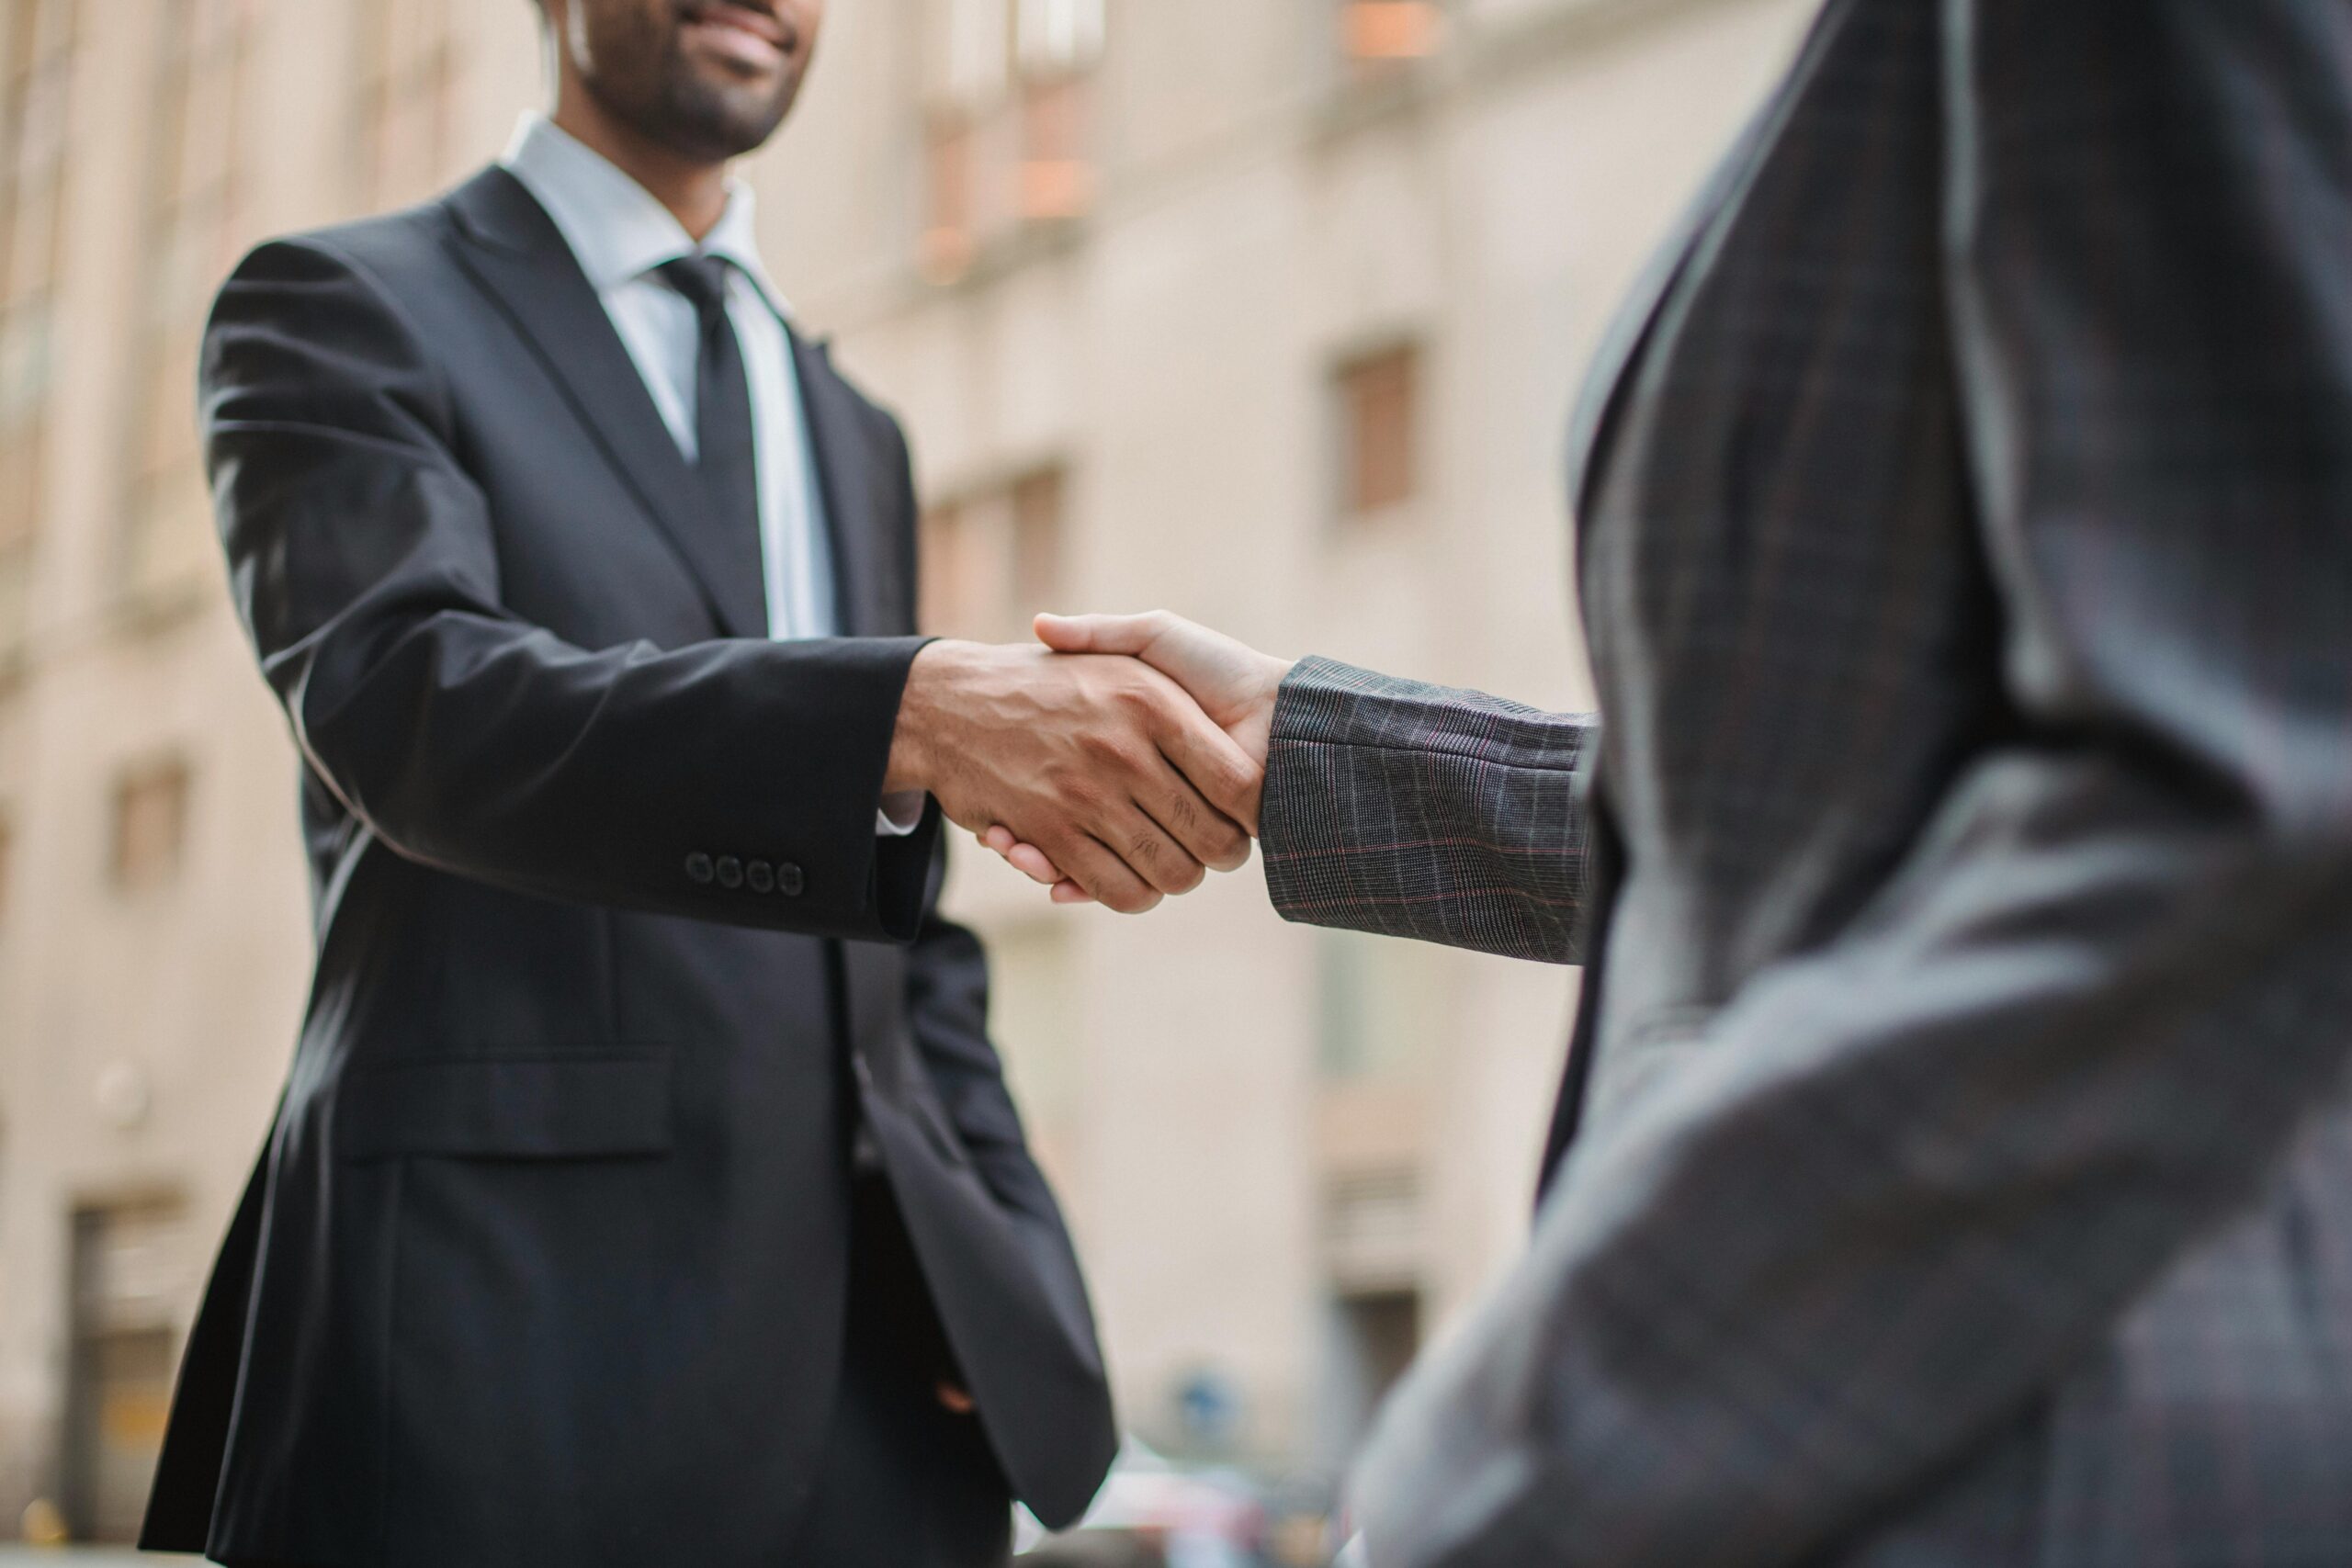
left=1034, top=611, right=1163, bottom=657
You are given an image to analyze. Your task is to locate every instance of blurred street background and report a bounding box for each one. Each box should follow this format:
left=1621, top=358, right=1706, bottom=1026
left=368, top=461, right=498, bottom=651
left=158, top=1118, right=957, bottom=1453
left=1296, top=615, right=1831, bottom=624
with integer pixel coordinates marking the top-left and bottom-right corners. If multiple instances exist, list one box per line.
left=0, top=0, right=1807, bottom=1556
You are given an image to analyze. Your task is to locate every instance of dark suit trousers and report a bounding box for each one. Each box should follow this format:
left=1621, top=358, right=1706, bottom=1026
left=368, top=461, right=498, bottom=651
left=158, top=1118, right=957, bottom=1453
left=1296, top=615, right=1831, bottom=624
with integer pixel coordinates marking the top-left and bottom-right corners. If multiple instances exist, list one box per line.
left=786, top=1171, right=1014, bottom=1567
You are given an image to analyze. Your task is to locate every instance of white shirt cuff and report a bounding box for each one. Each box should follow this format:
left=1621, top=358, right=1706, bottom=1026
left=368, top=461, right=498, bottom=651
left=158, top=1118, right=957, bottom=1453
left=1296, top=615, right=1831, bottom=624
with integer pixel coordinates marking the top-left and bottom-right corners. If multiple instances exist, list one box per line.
left=876, top=791, right=928, bottom=837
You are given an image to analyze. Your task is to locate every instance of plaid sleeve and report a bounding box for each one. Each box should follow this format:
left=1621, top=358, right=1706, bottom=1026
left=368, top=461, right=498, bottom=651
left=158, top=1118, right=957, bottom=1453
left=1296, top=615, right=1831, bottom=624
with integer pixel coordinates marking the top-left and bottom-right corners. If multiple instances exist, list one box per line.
left=1259, top=657, right=1598, bottom=964
left=1351, top=5, right=2352, bottom=1564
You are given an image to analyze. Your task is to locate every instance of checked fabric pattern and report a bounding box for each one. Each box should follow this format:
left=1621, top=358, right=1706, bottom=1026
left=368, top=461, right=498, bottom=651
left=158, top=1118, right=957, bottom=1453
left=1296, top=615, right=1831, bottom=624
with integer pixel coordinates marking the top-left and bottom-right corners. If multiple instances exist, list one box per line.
left=1261, top=657, right=1596, bottom=966
left=1257, top=1, right=2352, bottom=1564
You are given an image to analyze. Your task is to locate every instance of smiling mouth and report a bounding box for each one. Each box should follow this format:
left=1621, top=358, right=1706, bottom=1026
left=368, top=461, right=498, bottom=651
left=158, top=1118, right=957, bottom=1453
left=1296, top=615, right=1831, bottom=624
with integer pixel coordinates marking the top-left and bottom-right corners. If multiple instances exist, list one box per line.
left=680, top=3, right=796, bottom=60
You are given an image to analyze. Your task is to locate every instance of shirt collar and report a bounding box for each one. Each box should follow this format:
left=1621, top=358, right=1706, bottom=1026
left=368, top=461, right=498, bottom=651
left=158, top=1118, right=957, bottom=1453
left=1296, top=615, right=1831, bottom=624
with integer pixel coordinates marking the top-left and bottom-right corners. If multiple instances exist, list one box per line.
left=499, top=112, right=794, bottom=321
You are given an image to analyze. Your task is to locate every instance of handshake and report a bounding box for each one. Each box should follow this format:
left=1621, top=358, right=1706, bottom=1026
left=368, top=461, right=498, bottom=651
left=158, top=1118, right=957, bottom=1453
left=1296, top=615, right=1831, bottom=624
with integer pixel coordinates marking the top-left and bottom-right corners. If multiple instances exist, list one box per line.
left=885, top=612, right=1294, bottom=912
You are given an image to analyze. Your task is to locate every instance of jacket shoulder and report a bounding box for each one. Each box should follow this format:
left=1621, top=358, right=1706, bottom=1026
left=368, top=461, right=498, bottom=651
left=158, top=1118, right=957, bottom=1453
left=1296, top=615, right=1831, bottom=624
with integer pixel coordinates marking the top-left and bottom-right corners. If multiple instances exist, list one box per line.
left=248, top=192, right=468, bottom=285
left=201, top=191, right=480, bottom=420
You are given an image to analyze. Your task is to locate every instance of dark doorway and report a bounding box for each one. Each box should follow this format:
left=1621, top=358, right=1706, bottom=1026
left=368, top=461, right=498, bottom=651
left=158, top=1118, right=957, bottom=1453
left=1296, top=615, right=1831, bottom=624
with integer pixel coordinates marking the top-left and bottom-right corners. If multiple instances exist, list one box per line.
left=59, top=1196, right=188, bottom=1542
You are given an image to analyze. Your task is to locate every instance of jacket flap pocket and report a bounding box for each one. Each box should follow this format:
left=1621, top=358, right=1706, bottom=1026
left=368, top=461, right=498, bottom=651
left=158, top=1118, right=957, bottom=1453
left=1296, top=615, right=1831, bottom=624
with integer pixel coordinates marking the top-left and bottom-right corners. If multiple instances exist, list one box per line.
left=339, top=1054, right=673, bottom=1161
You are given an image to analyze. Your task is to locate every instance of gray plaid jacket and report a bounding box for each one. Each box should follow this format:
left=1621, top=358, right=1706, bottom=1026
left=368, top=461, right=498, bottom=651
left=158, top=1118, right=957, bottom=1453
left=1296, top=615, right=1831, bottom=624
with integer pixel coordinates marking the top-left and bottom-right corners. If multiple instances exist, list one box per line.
left=1260, top=3, right=2352, bottom=1564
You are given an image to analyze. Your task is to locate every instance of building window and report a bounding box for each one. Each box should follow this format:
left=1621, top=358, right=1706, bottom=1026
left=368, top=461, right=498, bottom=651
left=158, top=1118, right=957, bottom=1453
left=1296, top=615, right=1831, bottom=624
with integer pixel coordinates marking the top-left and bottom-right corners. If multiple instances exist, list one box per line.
left=1013, top=0, right=1102, bottom=221
left=1017, top=0, right=1105, bottom=73
left=982, top=919, right=1083, bottom=1193
left=357, top=0, right=464, bottom=211
left=0, top=0, right=77, bottom=648
left=60, top=1195, right=195, bottom=1543
left=109, top=758, right=192, bottom=892
left=942, top=0, right=1012, bottom=102
left=922, top=0, right=1104, bottom=282
left=1340, top=0, right=1445, bottom=70
left=1332, top=342, right=1422, bottom=525
left=1009, top=468, right=1065, bottom=613
left=920, top=465, right=1068, bottom=641
left=1018, top=73, right=1096, bottom=224
left=125, top=0, right=258, bottom=594
left=1318, top=1168, right=1425, bottom=1465
left=1326, top=1287, right=1420, bottom=1443
left=1317, top=926, right=1448, bottom=1080
left=921, top=114, right=978, bottom=281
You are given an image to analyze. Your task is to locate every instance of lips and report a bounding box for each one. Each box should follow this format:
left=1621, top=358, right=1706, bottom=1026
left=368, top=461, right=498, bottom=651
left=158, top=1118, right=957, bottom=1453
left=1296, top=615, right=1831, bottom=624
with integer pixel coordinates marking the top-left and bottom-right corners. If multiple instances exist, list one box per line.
left=681, top=2, right=794, bottom=55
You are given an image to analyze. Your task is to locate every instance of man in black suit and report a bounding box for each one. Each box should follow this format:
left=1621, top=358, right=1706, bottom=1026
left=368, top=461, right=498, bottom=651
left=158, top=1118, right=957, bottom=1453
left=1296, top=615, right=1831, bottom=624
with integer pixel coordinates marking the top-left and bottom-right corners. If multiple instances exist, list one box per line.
left=140, top=2, right=1260, bottom=1563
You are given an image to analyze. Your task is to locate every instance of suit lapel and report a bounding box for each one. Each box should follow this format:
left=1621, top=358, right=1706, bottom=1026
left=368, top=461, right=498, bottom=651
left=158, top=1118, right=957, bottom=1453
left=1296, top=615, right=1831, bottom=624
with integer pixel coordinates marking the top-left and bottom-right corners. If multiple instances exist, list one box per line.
left=1562, top=209, right=1714, bottom=527
left=1563, top=0, right=1856, bottom=530
left=789, top=330, right=899, bottom=637
left=444, top=167, right=768, bottom=639
left=1544, top=0, right=1854, bottom=1186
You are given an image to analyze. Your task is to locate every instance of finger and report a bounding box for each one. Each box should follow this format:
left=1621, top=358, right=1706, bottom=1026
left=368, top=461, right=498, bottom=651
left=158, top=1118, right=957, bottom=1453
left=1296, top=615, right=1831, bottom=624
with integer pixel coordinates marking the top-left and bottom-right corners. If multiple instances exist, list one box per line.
left=1050, top=880, right=1093, bottom=905
left=1005, top=842, right=1065, bottom=885
left=1139, top=751, right=1253, bottom=874
left=981, top=825, right=1057, bottom=879
left=1150, top=694, right=1265, bottom=840
left=1037, top=827, right=1163, bottom=915
left=1105, top=802, right=1208, bottom=897
left=1035, top=611, right=1166, bottom=657
left=979, top=825, right=1065, bottom=886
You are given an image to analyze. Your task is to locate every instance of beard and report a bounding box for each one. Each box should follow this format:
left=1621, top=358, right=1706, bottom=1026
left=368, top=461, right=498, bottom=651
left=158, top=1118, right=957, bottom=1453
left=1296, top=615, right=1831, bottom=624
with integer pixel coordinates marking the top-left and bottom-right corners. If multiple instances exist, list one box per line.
left=581, top=2, right=807, bottom=163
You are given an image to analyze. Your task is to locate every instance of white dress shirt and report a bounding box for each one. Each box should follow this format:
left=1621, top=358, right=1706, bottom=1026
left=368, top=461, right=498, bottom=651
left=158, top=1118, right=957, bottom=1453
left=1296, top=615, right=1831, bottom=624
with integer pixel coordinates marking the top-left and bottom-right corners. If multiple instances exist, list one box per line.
left=502, top=115, right=921, bottom=833
left=501, top=113, right=838, bottom=640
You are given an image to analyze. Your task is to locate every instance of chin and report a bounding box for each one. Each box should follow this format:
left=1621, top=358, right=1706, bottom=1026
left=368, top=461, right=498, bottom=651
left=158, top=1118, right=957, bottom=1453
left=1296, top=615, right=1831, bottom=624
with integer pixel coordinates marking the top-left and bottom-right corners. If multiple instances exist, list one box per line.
left=661, top=98, right=795, bottom=161
left=652, top=58, right=800, bottom=158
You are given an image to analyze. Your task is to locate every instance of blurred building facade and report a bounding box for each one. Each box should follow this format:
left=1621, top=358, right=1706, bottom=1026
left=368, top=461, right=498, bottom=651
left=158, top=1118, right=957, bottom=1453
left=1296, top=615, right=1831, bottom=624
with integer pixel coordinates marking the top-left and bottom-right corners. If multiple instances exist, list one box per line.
left=0, top=0, right=1805, bottom=1540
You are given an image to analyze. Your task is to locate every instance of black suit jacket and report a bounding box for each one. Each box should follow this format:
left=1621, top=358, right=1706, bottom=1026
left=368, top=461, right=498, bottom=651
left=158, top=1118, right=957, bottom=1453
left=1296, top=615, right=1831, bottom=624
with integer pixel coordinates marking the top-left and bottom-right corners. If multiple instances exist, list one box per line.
left=141, top=166, right=1117, bottom=1567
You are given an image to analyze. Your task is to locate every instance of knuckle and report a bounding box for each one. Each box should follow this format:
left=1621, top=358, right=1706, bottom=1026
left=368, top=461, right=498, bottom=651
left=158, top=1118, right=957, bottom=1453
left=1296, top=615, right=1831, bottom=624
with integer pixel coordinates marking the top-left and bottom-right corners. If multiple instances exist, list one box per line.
left=1034, top=825, right=1086, bottom=865
left=1078, top=726, right=1132, bottom=765
left=1055, top=777, right=1108, bottom=821
left=1106, top=741, right=1156, bottom=782
left=1112, top=682, right=1163, bottom=725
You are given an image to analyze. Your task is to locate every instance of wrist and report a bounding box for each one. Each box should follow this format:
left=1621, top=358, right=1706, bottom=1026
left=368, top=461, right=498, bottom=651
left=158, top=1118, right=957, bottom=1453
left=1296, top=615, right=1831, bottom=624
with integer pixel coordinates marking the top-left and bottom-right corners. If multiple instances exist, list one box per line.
left=1245, top=656, right=1295, bottom=768
left=1260, top=656, right=1296, bottom=706
left=887, top=638, right=971, bottom=795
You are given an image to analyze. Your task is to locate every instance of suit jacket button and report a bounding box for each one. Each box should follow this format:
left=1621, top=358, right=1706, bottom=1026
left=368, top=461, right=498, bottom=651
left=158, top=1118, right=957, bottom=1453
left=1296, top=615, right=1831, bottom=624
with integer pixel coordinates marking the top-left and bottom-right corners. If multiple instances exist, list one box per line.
left=776, top=862, right=805, bottom=897
left=684, top=852, right=715, bottom=886
left=746, top=860, right=775, bottom=894
left=715, top=856, right=744, bottom=889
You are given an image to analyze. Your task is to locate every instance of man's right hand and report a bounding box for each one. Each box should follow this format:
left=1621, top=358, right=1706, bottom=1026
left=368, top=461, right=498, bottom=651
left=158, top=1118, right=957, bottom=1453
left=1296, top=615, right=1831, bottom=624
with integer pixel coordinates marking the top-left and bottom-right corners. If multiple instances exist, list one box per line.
left=885, top=639, right=1260, bottom=913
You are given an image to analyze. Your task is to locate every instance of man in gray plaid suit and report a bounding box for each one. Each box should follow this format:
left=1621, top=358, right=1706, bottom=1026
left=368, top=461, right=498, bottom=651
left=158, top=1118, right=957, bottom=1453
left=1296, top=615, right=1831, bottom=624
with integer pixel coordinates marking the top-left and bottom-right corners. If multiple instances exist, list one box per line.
left=989, top=0, right=2352, bottom=1562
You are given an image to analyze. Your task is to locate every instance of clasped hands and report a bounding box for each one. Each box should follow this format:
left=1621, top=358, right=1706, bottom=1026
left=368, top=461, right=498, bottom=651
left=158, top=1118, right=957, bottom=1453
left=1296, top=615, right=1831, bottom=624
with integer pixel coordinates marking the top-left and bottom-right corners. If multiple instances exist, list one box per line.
left=885, top=613, right=1292, bottom=912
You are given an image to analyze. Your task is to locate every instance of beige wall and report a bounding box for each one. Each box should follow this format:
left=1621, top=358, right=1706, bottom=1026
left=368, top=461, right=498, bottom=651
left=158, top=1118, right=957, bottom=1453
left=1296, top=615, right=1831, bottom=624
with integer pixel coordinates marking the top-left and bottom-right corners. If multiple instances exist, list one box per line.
left=0, top=0, right=1809, bottom=1534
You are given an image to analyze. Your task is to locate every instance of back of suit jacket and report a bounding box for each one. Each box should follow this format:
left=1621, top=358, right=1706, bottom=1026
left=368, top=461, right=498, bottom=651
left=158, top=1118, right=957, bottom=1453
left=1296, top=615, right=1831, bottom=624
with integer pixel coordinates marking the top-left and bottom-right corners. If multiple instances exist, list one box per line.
left=141, top=167, right=1116, bottom=1568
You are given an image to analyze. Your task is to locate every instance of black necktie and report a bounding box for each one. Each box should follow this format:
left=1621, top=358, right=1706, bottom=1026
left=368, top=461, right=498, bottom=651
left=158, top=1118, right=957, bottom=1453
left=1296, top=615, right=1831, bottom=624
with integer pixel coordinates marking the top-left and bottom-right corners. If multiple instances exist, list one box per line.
left=659, top=254, right=766, bottom=629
